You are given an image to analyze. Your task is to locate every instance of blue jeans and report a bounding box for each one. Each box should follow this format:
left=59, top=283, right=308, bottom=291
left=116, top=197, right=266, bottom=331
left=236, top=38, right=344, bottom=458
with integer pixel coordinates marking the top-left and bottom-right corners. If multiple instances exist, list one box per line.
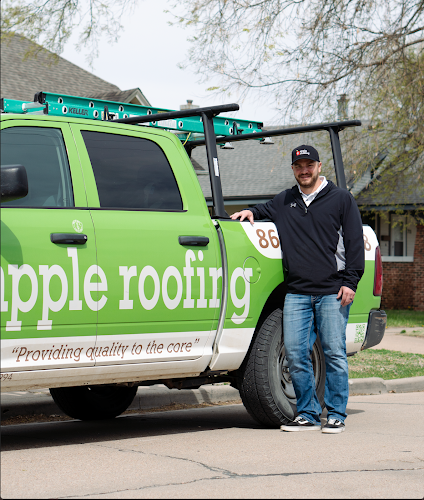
left=283, top=293, right=351, bottom=424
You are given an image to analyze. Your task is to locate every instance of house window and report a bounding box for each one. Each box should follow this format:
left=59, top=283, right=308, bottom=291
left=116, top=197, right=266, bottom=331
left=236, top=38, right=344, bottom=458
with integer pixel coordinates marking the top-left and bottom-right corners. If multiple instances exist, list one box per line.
left=378, top=214, right=408, bottom=257
left=391, top=215, right=406, bottom=256
left=375, top=213, right=416, bottom=260
left=378, top=217, right=390, bottom=256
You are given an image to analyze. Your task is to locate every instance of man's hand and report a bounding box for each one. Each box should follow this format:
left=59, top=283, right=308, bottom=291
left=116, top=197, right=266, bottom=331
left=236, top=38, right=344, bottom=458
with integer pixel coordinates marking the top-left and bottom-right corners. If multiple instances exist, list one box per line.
left=337, top=286, right=355, bottom=307
left=230, top=210, right=255, bottom=225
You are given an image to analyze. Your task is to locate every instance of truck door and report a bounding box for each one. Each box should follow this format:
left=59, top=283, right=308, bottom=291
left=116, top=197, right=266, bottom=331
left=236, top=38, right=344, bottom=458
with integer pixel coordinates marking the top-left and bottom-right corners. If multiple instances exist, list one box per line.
left=70, top=124, right=221, bottom=367
left=1, top=122, right=97, bottom=373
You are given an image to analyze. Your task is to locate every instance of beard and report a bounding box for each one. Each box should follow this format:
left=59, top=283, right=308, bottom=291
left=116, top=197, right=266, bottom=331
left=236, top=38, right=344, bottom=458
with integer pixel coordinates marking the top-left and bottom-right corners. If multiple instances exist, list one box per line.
left=295, top=170, right=320, bottom=189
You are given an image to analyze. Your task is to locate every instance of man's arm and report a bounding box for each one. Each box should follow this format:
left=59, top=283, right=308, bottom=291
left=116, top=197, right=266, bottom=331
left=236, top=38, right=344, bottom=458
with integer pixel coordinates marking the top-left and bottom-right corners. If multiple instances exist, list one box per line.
left=231, top=196, right=280, bottom=224
left=340, top=192, right=365, bottom=299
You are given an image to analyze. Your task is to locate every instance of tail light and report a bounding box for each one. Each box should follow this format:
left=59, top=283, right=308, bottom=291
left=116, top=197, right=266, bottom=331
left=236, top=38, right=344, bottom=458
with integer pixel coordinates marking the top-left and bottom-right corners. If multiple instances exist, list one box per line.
left=373, top=246, right=383, bottom=296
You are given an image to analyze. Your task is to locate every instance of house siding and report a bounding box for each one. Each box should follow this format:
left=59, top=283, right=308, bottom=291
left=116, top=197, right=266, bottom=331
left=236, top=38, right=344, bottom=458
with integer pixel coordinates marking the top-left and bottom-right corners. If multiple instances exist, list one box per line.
left=381, top=224, right=424, bottom=311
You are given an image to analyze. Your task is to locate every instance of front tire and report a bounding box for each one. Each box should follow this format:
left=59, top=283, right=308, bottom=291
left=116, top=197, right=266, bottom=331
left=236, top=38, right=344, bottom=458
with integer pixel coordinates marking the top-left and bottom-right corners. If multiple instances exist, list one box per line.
left=238, top=308, right=325, bottom=427
left=49, top=385, right=138, bottom=420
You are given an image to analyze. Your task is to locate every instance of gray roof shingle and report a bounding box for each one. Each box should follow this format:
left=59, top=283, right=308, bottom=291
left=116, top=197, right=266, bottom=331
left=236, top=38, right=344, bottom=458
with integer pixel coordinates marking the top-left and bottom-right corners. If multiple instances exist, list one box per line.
left=356, top=178, right=424, bottom=208
left=192, top=127, right=424, bottom=208
left=1, top=34, right=150, bottom=105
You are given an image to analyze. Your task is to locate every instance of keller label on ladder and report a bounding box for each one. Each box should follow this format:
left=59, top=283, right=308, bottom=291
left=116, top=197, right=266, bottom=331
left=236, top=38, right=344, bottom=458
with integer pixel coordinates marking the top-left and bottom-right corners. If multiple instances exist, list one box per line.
left=159, top=119, right=178, bottom=129
left=213, top=158, right=220, bottom=177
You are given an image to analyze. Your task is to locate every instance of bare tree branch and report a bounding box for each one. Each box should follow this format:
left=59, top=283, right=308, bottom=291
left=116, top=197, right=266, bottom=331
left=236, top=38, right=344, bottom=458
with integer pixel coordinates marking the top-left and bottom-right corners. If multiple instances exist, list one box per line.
left=1, top=0, right=139, bottom=64
left=167, top=0, right=423, bottom=123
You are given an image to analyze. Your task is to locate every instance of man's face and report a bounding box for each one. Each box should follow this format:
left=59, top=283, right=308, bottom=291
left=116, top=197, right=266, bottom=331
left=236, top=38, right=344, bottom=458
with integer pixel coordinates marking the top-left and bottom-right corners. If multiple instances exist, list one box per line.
left=292, top=159, right=322, bottom=190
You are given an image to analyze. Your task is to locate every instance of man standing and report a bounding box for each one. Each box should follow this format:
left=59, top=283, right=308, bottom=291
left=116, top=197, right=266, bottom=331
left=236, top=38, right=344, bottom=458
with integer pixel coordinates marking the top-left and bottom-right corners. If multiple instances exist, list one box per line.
left=230, top=145, right=364, bottom=433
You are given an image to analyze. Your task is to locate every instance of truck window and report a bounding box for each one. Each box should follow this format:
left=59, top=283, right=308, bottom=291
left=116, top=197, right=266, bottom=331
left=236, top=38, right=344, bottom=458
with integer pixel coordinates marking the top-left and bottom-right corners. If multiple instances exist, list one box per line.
left=81, top=131, right=183, bottom=210
left=0, top=127, right=74, bottom=208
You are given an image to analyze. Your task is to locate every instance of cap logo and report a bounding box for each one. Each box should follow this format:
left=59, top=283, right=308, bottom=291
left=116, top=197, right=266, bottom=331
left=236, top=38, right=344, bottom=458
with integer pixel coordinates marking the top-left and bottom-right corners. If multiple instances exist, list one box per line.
left=296, top=149, right=309, bottom=156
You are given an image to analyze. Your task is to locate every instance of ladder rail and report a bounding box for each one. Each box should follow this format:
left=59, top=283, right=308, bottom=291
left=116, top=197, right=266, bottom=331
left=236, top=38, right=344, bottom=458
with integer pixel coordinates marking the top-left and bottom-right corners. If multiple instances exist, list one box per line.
left=1, top=92, right=361, bottom=210
left=1, top=92, right=263, bottom=138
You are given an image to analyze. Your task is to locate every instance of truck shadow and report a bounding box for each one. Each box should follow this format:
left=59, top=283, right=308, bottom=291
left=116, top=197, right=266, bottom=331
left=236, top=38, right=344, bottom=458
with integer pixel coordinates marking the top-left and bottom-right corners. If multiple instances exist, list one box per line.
left=1, top=404, right=263, bottom=452
left=1, top=404, right=365, bottom=453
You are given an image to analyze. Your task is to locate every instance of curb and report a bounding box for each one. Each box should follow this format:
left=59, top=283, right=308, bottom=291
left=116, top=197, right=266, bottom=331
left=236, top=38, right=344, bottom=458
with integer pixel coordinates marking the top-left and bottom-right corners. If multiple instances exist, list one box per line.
left=2, top=377, right=424, bottom=421
left=129, top=384, right=240, bottom=411
left=349, top=376, right=424, bottom=395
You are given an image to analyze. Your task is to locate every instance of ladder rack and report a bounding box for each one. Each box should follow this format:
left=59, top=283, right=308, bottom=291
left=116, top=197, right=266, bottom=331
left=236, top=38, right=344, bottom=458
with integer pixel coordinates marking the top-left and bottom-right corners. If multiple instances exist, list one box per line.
left=0, top=92, right=263, bottom=139
left=0, top=90, right=362, bottom=219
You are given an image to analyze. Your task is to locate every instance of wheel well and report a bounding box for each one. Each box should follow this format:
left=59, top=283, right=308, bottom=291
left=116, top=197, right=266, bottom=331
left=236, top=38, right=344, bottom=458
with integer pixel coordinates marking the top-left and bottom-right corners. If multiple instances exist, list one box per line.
left=256, top=282, right=287, bottom=332
left=228, top=282, right=287, bottom=386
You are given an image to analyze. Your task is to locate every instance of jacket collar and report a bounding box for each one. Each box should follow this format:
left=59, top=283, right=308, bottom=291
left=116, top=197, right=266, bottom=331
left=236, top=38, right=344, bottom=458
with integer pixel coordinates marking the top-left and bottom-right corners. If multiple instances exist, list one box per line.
left=291, top=180, right=334, bottom=204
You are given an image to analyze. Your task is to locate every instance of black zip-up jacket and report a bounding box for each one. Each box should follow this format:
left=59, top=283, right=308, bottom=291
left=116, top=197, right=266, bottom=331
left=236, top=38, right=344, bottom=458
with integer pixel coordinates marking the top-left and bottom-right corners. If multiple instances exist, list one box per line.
left=250, top=181, right=365, bottom=295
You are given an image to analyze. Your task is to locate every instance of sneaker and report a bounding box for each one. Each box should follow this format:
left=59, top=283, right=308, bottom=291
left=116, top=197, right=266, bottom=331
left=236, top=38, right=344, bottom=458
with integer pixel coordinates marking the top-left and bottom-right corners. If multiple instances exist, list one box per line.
left=321, top=418, right=345, bottom=433
left=280, top=415, right=321, bottom=432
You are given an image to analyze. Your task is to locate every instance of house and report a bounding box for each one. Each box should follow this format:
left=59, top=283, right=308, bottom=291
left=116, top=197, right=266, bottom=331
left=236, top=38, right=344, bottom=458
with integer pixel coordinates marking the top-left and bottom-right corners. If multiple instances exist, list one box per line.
left=356, top=180, right=424, bottom=311
left=1, top=34, right=150, bottom=106
left=342, top=120, right=424, bottom=311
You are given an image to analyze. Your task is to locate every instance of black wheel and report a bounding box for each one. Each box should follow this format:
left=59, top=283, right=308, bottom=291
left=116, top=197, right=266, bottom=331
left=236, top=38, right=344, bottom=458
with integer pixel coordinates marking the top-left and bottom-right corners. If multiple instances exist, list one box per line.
left=49, top=385, right=138, bottom=420
left=238, top=308, right=325, bottom=427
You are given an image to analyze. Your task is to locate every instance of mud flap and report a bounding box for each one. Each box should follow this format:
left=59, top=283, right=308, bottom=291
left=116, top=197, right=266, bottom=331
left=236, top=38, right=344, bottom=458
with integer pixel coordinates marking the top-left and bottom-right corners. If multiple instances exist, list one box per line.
left=361, top=309, right=387, bottom=350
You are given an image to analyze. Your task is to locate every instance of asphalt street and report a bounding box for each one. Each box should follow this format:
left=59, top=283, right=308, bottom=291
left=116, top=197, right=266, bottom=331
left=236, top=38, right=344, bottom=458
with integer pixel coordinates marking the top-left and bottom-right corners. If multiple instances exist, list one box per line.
left=1, top=392, right=423, bottom=499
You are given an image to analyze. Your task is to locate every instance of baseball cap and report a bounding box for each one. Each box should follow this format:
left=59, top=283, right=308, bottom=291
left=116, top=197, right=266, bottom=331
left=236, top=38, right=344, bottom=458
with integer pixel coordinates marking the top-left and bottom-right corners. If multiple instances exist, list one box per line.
left=291, top=145, right=320, bottom=164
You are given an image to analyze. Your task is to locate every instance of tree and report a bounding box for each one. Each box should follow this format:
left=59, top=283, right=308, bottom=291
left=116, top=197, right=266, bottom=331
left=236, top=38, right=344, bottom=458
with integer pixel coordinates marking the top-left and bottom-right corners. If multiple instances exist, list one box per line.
left=167, top=0, right=424, bottom=120
left=1, top=0, right=138, bottom=61
left=341, top=49, right=424, bottom=212
left=3, top=0, right=422, bottom=116
left=169, top=0, right=424, bottom=205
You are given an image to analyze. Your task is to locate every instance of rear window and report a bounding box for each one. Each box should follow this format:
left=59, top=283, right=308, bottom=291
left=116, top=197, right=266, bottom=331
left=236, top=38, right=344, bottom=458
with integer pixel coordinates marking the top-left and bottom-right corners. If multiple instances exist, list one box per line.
left=81, top=131, right=183, bottom=210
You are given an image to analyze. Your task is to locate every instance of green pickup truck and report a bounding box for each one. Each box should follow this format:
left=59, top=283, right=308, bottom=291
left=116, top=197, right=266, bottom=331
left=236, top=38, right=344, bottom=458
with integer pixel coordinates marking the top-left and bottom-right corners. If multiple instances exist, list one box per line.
left=0, top=93, right=386, bottom=426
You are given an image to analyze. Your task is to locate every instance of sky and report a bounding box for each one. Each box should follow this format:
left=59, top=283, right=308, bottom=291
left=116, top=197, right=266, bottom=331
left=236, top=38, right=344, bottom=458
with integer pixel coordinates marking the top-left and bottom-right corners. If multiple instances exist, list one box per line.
left=61, top=0, right=279, bottom=126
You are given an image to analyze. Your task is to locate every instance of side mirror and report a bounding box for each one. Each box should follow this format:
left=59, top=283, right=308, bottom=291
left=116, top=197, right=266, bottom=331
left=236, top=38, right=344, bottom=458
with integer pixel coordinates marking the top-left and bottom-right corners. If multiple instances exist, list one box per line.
left=1, top=164, right=29, bottom=203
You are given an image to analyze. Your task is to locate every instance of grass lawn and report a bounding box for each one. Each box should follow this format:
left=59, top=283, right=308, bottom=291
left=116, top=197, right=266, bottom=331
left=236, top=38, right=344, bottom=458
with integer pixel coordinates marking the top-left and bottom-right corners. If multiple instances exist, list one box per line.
left=348, top=349, right=424, bottom=380
left=386, top=309, right=424, bottom=328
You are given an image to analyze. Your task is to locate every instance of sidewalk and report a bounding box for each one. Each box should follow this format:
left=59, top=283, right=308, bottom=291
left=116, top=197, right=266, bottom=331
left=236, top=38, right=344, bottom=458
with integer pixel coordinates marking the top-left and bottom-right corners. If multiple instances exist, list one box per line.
left=2, top=327, right=423, bottom=422
left=373, top=326, right=424, bottom=354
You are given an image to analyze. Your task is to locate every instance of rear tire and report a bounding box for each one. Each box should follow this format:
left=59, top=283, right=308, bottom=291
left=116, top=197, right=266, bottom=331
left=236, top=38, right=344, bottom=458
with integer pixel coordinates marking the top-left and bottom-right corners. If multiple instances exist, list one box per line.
left=238, top=308, right=325, bottom=427
left=49, top=385, right=138, bottom=420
